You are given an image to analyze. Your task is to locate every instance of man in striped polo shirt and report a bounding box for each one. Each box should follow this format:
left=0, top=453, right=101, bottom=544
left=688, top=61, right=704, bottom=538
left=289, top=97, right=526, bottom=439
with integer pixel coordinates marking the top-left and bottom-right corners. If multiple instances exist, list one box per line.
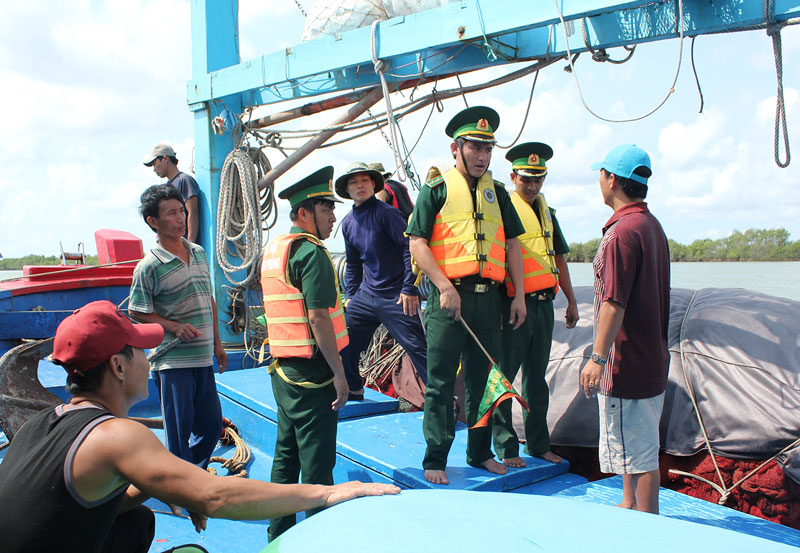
left=129, top=184, right=227, bottom=473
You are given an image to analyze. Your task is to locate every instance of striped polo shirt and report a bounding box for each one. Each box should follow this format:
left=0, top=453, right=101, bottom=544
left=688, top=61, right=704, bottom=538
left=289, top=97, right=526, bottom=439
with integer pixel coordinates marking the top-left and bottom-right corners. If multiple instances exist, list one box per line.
left=129, top=239, right=214, bottom=371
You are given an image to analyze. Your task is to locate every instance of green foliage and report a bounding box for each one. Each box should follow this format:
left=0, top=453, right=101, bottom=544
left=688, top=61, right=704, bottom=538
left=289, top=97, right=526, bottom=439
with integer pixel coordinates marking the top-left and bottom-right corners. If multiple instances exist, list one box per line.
left=565, top=228, right=799, bottom=262
left=566, top=238, right=601, bottom=262
left=0, top=254, right=99, bottom=269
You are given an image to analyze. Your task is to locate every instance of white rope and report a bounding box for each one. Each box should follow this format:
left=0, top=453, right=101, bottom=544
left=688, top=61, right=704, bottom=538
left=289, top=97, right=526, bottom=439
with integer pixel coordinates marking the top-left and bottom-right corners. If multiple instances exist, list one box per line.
left=216, top=148, right=263, bottom=287
left=371, top=20, right=407, bottom=182
left=359, top=325, right=404, bottom=389
left=553, top=0, right=685, bottom=123
left=765, top=0, right=791, bottom=167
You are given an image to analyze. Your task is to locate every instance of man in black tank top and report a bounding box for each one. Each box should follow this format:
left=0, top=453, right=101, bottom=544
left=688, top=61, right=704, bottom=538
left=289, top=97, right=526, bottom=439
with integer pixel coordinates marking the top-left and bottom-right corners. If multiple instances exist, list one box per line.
left=0, top=301, right=399, bottom=553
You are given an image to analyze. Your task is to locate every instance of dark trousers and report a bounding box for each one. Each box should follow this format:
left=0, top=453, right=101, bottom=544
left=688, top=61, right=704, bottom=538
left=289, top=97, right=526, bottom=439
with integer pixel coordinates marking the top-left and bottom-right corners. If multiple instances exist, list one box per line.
left=153, top=366, right=222, bottom=469
left=101, top=505, right=155, bottom=553
left=340, top=289, right=428, bottom=391
left=422, top=285, right=502, bottom=470
left=492, top=295, right=555, bottom=458
left=268, top=370, right=338, bottom=541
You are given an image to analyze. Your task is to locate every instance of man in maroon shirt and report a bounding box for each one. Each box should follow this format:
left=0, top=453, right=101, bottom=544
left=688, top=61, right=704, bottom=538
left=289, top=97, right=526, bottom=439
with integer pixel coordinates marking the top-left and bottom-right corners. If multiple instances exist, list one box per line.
left=580, top=144, right=670, bottom=514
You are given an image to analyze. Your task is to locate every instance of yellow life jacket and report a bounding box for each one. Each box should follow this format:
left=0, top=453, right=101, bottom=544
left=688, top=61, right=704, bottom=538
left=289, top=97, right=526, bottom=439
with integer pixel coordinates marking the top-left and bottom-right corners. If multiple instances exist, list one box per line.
left=260, top=233, right=349, bottom=359
left=505, top=191, right=559, bottom=296
left=427, top=166, right=506, bottom=282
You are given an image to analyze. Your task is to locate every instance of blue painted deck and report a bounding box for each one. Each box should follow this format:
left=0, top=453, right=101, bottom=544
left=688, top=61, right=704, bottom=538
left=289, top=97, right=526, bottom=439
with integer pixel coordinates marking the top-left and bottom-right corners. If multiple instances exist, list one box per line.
left=2, top=363, right=799, bottom=552
left=551, top=475, right=800, bottom=548
left=262, top=489, right=800, bottom=553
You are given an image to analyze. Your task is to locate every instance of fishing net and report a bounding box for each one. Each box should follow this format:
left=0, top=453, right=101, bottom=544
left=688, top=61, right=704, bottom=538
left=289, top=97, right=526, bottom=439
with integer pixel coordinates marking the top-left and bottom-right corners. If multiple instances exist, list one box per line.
left=302, top=0, right=456, bottom=41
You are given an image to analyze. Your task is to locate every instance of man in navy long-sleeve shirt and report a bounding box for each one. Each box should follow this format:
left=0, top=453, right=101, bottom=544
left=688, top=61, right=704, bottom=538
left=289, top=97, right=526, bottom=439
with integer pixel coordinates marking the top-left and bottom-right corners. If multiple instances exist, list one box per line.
left=335, top=162, right=428, bottom=398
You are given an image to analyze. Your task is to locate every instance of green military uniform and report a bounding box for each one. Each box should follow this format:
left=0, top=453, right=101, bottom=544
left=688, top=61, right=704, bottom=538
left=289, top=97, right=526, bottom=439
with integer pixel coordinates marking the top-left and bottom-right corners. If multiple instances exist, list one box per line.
left=406, top=106, right=525, bottom=471
left=492, top=143, right=569, bottom=458
left=267, top=168, right=342, bottom=541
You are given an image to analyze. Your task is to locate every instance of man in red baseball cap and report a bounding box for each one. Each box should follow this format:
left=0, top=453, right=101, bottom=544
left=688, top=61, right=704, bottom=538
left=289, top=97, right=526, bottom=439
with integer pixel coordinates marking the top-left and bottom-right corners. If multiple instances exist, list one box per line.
left=0, top=301, right=400, bottom=553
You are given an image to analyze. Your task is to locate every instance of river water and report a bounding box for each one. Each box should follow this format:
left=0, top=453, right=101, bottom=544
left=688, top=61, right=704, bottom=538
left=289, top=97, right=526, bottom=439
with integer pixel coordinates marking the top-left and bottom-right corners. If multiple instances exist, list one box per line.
left=2, top=262, right=799, bottom=301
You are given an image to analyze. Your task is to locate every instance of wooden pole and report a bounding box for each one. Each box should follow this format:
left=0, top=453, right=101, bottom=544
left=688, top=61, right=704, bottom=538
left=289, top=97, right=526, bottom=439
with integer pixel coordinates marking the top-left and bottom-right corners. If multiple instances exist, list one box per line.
left=257, top=85, right=385, bottom=190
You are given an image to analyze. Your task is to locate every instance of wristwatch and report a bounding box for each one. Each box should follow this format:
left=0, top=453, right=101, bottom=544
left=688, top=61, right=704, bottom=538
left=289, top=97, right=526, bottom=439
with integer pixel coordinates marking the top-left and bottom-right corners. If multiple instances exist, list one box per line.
left=591, top=353, right=608, bottom=365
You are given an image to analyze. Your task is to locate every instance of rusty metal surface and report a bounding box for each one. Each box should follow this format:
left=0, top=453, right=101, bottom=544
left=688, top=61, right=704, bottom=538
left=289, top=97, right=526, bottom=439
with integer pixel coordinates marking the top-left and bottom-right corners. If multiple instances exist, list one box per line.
left=0, top=338, right=60, bottom=441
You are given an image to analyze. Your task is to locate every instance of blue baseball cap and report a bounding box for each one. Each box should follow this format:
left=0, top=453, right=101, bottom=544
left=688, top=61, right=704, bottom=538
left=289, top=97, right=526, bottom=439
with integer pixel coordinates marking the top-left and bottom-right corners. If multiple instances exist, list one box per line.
left=591, top=144, right=652, bottom=185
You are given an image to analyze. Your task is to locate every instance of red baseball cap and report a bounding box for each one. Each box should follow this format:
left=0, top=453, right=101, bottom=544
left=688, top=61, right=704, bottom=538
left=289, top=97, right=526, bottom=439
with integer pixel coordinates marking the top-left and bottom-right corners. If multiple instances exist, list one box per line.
left=53, top=300, right=164, bottom=376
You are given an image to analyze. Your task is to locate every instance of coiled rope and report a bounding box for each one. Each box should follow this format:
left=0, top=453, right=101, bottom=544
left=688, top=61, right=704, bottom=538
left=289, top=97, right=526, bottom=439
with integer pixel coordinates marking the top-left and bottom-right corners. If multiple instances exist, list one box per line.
left=359, top=325, right=405, bottom=389
left=216, top=147, right=272, bottom=287
left=581, top=18, right=636, bottom=65
left=207, top=425, right=251, bottom=477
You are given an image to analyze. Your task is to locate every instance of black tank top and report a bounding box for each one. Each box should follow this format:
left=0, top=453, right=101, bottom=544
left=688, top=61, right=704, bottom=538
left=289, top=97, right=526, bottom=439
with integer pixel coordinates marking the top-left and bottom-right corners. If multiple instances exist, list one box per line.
left=0, top=405, right=129, bottom=553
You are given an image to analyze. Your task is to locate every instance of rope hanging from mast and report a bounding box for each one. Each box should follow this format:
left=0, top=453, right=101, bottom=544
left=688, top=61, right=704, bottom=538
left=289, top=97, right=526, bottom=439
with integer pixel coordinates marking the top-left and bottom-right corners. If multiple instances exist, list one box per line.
left=764, top=0, right=791, bottom=167
left=371, top=20, right=408, bottom=182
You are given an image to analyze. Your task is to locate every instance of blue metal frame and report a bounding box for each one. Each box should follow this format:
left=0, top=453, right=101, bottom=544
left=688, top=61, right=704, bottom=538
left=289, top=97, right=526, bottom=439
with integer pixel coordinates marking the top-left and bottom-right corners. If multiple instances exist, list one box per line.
left=189, top=0, right=800, bottom=107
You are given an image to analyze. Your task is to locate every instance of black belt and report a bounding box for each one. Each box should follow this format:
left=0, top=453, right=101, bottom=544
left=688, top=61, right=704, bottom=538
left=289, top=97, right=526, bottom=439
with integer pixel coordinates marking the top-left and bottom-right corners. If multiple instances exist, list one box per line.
left=527, top=290, right=555, bottom=301
left=451, top=278, right=498, bottom=293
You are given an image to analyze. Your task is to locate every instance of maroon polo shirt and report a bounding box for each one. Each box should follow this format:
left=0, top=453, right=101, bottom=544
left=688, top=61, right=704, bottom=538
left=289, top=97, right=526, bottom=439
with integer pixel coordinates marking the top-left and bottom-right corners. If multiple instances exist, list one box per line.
left=593, top=202, right=671, bottom=399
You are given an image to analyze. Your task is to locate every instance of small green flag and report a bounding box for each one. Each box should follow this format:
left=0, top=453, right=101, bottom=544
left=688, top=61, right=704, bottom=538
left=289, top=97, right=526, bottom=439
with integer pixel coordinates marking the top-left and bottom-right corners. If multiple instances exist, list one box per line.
left=470, top=364, right=529, bottom=429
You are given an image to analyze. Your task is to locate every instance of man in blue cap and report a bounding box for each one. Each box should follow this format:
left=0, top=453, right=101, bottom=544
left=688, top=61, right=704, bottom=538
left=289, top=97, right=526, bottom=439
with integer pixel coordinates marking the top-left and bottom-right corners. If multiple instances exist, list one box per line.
left=580, top=144, right=670, bottom=514
left=406, top=106, right=527, bottom=485
left=492, top=142, right=579, bottom=468
left=335, top=162, right=428, bottom=400
left=260, top=166, right=351, bottom=539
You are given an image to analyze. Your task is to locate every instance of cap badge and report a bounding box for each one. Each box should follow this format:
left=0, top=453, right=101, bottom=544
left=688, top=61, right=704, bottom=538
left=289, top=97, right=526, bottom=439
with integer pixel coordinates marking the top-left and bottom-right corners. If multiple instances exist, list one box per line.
left=528, top=153, right=540, bottom=165
left=477, top=118, right=489, bottom=131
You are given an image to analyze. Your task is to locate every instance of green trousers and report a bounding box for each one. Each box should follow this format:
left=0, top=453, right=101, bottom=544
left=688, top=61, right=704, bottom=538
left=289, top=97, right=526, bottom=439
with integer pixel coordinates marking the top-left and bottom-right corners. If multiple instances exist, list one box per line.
left=492, top=294, right=555, bottom=458
left=422, top=285, right=502, bottom=470
left=268, top=369, right=338, bottom=541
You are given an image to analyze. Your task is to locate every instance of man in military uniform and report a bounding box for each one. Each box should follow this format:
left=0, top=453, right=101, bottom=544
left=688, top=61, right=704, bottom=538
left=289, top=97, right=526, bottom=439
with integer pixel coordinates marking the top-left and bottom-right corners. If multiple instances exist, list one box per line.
left=492, top=142, right=579, bottom=468
left=406, top=106, right=527, bottom=485
left=260, top=167, right=350, bottom=539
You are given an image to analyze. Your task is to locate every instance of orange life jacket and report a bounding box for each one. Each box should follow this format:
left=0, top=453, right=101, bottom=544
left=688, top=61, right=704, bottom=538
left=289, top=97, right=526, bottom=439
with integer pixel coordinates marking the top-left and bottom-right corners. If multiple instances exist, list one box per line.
left=260, top=233, right=348, bottom=359
left=505, top=191, right=559, bottom=297
left=427, top=166, right=506, bottom=282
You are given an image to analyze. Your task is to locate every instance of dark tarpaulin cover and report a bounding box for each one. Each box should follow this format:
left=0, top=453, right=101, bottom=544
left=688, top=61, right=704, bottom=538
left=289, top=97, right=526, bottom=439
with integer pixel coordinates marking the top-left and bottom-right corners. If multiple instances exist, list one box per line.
left=513, top=286, right=800, bottom=484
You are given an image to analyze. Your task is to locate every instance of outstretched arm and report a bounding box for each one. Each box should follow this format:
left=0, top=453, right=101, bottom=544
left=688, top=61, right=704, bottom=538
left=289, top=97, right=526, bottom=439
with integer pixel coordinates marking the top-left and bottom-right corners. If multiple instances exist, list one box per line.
left=74, top=419, right=400, bottom=521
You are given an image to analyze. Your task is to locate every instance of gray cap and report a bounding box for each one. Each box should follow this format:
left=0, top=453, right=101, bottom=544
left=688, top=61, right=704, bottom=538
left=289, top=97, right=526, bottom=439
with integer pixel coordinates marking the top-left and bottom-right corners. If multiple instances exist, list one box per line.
left=143, top=142, right=176, bottom=166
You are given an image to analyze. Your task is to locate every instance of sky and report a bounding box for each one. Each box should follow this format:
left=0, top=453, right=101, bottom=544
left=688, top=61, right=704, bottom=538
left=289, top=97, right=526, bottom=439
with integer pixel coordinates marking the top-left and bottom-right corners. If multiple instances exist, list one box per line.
left=1, top=0, right=798, bottom=258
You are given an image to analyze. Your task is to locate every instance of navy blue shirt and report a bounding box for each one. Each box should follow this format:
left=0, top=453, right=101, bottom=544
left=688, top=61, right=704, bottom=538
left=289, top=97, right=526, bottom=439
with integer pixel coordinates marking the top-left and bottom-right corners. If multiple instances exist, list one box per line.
left=342, top=196, right=417, bottom=299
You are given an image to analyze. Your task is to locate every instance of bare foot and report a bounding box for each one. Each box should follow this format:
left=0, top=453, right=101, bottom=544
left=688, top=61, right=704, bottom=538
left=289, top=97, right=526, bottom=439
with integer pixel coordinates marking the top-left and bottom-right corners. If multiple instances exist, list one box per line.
left=480, top=458, right=508, bottom=475
left=502, top=456, right=526, bottom=468
left=536, top=451, right=563, bottom=464
left=425, top=469, right=449, bottom=485
left=616, top=501, right=636, bottom=509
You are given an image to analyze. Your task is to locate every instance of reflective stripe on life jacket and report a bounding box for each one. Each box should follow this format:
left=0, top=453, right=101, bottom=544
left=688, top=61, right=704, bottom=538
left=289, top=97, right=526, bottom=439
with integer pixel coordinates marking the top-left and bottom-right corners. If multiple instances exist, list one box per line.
left=505, top=191, right=559, bottom=296
left=428, top=166, right=506, bottom=282
left=260, top=233, right=349, bottom=359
